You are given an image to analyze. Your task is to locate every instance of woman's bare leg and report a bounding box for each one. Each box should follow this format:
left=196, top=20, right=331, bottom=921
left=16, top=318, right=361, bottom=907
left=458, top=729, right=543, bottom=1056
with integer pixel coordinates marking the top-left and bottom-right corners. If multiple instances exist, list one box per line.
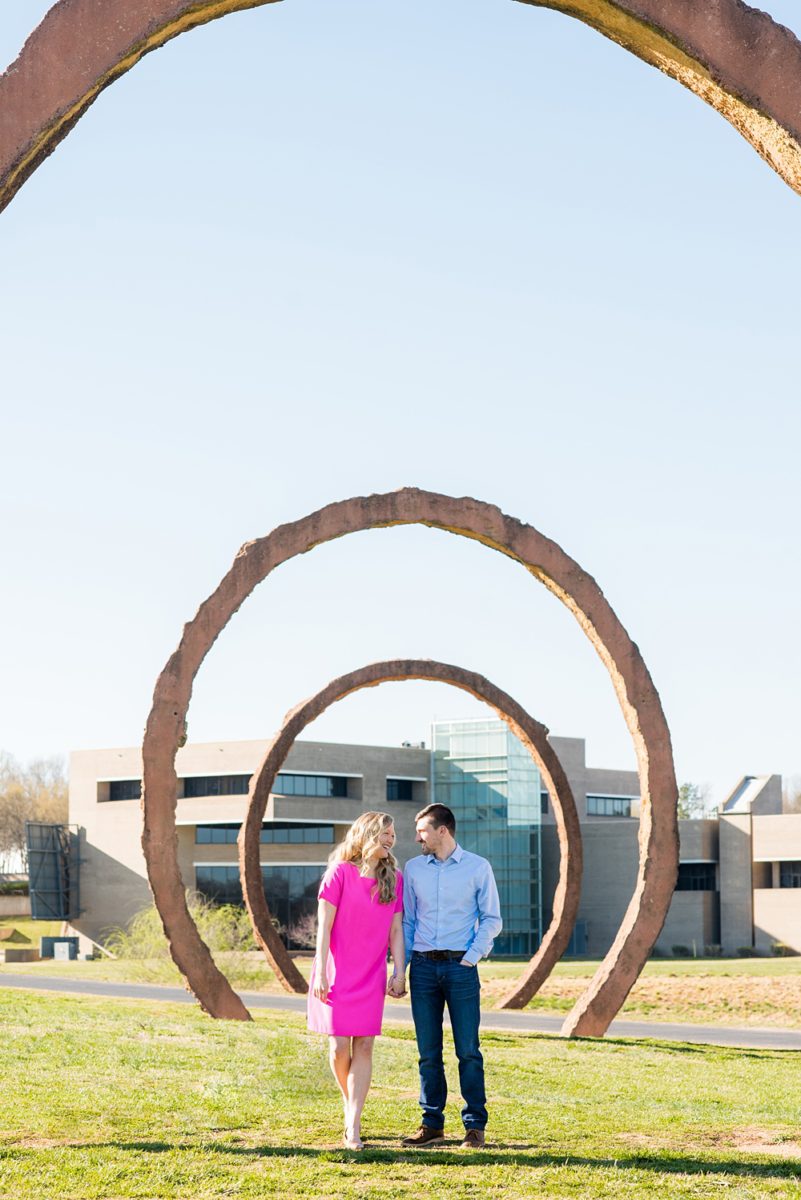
left=346, top=1036, right=375, bottom=1144
left=328, top=1036, right=352, bottom=1121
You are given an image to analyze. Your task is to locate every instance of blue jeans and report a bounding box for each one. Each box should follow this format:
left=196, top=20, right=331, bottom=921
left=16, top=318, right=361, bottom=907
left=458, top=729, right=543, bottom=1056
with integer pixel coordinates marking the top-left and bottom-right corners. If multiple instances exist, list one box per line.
left=409, top=952, right=487, bottom=1131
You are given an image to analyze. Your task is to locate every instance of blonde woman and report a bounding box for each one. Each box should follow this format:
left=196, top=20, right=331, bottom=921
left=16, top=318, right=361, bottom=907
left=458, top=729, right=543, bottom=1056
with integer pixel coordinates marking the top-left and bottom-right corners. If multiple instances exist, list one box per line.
left=307, top=811, right=406, bottom=1149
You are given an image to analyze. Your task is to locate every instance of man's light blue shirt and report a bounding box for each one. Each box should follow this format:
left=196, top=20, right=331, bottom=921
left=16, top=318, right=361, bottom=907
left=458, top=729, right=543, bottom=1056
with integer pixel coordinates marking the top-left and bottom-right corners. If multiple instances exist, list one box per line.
left=402, top=843, right=502, bottom=966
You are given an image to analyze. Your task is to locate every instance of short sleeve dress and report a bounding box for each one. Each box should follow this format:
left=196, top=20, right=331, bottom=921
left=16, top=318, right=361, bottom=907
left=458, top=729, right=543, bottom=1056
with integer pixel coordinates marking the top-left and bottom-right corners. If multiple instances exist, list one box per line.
left=307, top=861, right=404, bottom=1037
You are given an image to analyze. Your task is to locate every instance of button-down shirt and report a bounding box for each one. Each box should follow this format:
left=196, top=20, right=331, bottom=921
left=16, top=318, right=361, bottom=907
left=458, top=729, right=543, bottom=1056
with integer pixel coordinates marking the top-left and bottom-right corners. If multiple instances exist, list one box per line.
left=402, top=843, right=502, bottom=966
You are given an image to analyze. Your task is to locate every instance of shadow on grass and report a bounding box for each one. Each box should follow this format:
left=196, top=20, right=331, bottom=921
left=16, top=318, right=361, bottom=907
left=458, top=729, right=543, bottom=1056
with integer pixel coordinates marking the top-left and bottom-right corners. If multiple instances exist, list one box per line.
left=44, top=1140, right=799, bottom=1181
left=474, top=1029, right=798, bottom=1062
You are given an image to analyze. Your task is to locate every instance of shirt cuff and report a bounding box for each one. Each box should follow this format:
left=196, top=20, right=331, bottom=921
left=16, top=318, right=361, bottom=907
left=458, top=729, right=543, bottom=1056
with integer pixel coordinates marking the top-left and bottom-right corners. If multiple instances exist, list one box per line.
left=461, top=948, right=482, bottom=966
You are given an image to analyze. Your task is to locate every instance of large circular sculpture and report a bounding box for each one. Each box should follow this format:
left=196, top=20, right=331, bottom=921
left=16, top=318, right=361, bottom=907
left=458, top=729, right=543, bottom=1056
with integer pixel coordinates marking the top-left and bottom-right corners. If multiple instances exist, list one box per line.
left=141, top=489, right=678, bottom=1035
left=237, top=658, right=582, bottom=1009
left=2, top=0, right=801, bottom=214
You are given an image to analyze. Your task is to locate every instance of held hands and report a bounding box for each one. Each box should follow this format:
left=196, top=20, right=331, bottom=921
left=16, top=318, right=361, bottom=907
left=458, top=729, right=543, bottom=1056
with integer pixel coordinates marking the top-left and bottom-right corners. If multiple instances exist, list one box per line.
left=386, top=971, right=407, bottom=998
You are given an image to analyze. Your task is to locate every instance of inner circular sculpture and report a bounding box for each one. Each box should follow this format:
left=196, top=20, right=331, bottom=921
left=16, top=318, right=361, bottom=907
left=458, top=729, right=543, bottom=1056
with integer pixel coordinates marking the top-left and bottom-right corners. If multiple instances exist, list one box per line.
left=141, top=488, right=678, bottom=1035
left=237, top=659, right=582, bottom=1010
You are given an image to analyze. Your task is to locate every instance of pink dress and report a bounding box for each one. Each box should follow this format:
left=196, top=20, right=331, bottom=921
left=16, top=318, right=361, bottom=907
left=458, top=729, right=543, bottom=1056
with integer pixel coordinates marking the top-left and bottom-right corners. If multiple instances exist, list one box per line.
left=307, top=861, right=404, bottom=1036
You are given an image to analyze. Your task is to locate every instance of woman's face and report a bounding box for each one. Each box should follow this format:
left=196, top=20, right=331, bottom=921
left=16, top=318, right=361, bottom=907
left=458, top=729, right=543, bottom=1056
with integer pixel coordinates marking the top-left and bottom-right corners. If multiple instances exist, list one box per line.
left=371, top=821, right=396, bottom=860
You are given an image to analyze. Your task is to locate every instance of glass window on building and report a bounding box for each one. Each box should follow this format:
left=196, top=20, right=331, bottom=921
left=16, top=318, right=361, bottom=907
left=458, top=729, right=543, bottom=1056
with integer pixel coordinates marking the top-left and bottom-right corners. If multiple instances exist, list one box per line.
left=261, top=864, right=323, bottom=949
left=432, top=719, right=542, bottom=957
left=675, top=862, right=717, bottom=892
left=107, top=779, right=142, bottom=801
left=779, top=862, right=801, bottom=888
left=183, top=775, right=251, bottom=798
left=194, top=863, right=326, bottom=949
left=195, top=823, right=334, bottom=845
left=274, top=774, right=349, bottom=798
left=586, top=795, right=633, bottom=818
left=194, top=865, right=243, bottom=907
left=387, top=778, right=414, bottom=802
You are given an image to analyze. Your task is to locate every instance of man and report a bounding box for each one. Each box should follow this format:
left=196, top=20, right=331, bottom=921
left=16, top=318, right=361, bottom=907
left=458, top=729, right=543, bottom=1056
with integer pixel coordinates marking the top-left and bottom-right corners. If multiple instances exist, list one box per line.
left=399, top=802, right=502, bottom=1149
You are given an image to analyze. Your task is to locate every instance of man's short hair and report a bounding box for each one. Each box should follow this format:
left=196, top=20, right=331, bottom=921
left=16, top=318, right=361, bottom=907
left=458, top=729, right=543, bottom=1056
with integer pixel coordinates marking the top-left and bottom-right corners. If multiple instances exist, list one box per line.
left=415, top=803, right=456, bottom=836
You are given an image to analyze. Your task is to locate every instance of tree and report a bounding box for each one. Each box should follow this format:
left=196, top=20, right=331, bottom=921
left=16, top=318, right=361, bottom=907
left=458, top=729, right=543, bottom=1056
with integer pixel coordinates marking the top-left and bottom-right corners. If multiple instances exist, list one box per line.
left=783, top=775, right=801, bottom=814
left=0, top=753, right=68, bottom=872
left=677, top=781, right=714, bottom=820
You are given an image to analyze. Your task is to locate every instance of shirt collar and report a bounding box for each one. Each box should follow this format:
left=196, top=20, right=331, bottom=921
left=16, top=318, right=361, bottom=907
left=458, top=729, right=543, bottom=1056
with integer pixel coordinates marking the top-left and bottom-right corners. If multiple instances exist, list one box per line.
left=425, top=842, right=464, bottom=865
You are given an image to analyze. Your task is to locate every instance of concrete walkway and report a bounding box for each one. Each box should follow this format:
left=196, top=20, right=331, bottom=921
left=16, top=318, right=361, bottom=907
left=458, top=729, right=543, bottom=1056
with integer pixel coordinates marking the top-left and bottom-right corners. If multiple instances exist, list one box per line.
left=2, top=972, right=800, bottom=1050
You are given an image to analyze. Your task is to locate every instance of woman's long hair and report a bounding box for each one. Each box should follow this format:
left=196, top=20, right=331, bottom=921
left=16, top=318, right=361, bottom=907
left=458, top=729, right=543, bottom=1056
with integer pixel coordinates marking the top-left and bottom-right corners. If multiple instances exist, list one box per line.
left=329, top=811, right=398, bottom=904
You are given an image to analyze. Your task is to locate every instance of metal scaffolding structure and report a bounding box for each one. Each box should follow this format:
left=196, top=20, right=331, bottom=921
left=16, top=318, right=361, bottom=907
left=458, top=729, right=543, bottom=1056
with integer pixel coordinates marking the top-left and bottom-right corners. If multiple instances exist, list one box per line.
left=25, top=823, right=80, bottom=920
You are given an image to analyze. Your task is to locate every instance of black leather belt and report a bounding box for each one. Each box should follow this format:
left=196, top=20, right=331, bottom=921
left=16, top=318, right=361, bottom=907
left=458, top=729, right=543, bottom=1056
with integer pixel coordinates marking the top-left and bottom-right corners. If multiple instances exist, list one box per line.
left=415, top=950, right=466, bottom=961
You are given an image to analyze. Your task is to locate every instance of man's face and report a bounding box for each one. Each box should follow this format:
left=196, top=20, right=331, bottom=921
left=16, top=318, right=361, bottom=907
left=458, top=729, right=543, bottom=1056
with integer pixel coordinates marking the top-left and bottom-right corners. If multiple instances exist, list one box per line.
left=415, top=817, right=444, bottom=855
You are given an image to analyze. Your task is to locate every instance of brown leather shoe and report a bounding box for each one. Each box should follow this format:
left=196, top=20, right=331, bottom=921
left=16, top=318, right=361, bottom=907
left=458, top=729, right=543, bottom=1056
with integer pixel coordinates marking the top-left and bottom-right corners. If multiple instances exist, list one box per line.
left=460, top=1129, right=486, bottom=1149
left=401, top=1125, right=446, bottom=1147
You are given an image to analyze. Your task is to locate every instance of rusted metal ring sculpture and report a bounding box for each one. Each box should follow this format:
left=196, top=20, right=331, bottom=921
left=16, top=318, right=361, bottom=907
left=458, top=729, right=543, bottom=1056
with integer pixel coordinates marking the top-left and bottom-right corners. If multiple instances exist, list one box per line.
left=3, top=0, right=801, bottom=215
left=141, top=489, right=678, bottom=1035
left=237, top=658, right=582, bottom=1009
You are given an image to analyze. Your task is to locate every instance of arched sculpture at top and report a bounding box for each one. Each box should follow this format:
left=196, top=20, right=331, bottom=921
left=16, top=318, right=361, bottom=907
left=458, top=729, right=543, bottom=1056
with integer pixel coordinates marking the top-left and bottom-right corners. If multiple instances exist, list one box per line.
left=141, top=488, right=679, bottom=1036
left=1, top=1, right=801, bottom=213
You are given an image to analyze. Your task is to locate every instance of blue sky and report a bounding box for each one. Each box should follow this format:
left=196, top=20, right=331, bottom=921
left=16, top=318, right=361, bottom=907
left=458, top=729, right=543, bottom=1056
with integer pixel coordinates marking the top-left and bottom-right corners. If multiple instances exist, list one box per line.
left=1, top=0, right=800, bottom=803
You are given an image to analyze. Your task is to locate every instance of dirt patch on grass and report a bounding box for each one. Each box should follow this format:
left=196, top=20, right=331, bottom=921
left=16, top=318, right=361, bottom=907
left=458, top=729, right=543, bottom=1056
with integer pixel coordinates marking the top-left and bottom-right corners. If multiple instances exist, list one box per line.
left=720, top=1127, right=801, bottom=1157
left=9, top=1136, right=84, bottom=1149
left=618, top=1127, right=801, bottom=1159
left=482, top=973, right=801, bottom=1027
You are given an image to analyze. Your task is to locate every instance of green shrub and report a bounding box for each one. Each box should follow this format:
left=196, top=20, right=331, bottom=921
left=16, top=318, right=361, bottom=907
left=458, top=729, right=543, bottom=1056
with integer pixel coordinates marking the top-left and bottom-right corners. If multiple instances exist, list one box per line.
left=0, top=880, right=29, bottom=896
left=736, top=945, right=760, bottom=957
left=771, top=941, right=796, bottom=957
left=704, top=944, right=723, bottom=957
left=103, top=892, right=257, bottom=958
left=671, top=944, right=691, bottom=957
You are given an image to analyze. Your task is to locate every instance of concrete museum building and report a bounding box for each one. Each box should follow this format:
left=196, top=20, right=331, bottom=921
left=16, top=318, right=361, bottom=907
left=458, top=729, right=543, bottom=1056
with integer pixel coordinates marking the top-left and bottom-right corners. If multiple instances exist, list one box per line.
left=42, top=719, right=801, bottom=958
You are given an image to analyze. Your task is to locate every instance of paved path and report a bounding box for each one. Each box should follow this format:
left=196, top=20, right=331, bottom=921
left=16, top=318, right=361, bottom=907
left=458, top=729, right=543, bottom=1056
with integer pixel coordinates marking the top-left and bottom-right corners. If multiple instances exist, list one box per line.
left=2, top=972, right=800, bottom=1050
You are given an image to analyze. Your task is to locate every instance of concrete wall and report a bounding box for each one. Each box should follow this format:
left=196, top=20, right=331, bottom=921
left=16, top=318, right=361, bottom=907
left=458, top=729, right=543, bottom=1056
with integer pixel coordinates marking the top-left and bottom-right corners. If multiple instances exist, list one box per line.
left=751, top=813, right=801, bottom=862
left=572, top=822, right=640, bottom=956
left=676, top=819, right=719, bottom=863
left=0, top=895, right=31, bottom=917
left=753, top=890, right=801, bottom=953
left=719, top=815, right=754, bottom=953
left=658, top=892, right=719, bottom=954
left=541, top=737, right=640, bottom=825
left=753, top=775, right=783, bottom=816
left=542, top=817, right=721, bottom=958
left=543, top=737, right=587, bottom=821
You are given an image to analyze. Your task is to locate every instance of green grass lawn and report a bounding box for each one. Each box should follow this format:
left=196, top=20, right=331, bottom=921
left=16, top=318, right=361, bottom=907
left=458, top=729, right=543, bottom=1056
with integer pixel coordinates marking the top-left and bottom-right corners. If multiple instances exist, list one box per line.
left=0, top=919, right=61, bottom=944
left=1, top=989, right=801, bottom=1198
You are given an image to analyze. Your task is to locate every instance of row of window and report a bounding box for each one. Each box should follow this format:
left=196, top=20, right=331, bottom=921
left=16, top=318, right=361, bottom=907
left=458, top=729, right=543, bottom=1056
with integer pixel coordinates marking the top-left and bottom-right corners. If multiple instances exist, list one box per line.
left=106, top=773, right=416, bottom=802
left=275, top=774, right=348, bottom=798
left=184, top=775, right=250, bottom=797
left=109, top=779, right=142, bottom=801
left=195, top=823, right=334, bottom=845
left=538, top=793, right=638, bottom=819
left=675, top=862, right=716, bottom=891
left=586, top=795, right=633, bottom=818
left=780, top=862, right=801, bottom=888
left=107, top=773, right=348, bottom=802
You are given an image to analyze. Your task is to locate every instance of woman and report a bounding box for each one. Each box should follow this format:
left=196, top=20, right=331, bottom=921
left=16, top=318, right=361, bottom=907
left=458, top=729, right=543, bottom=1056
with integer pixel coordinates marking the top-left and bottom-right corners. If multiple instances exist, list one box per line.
left=307, top=811, right=406, bottom=1150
